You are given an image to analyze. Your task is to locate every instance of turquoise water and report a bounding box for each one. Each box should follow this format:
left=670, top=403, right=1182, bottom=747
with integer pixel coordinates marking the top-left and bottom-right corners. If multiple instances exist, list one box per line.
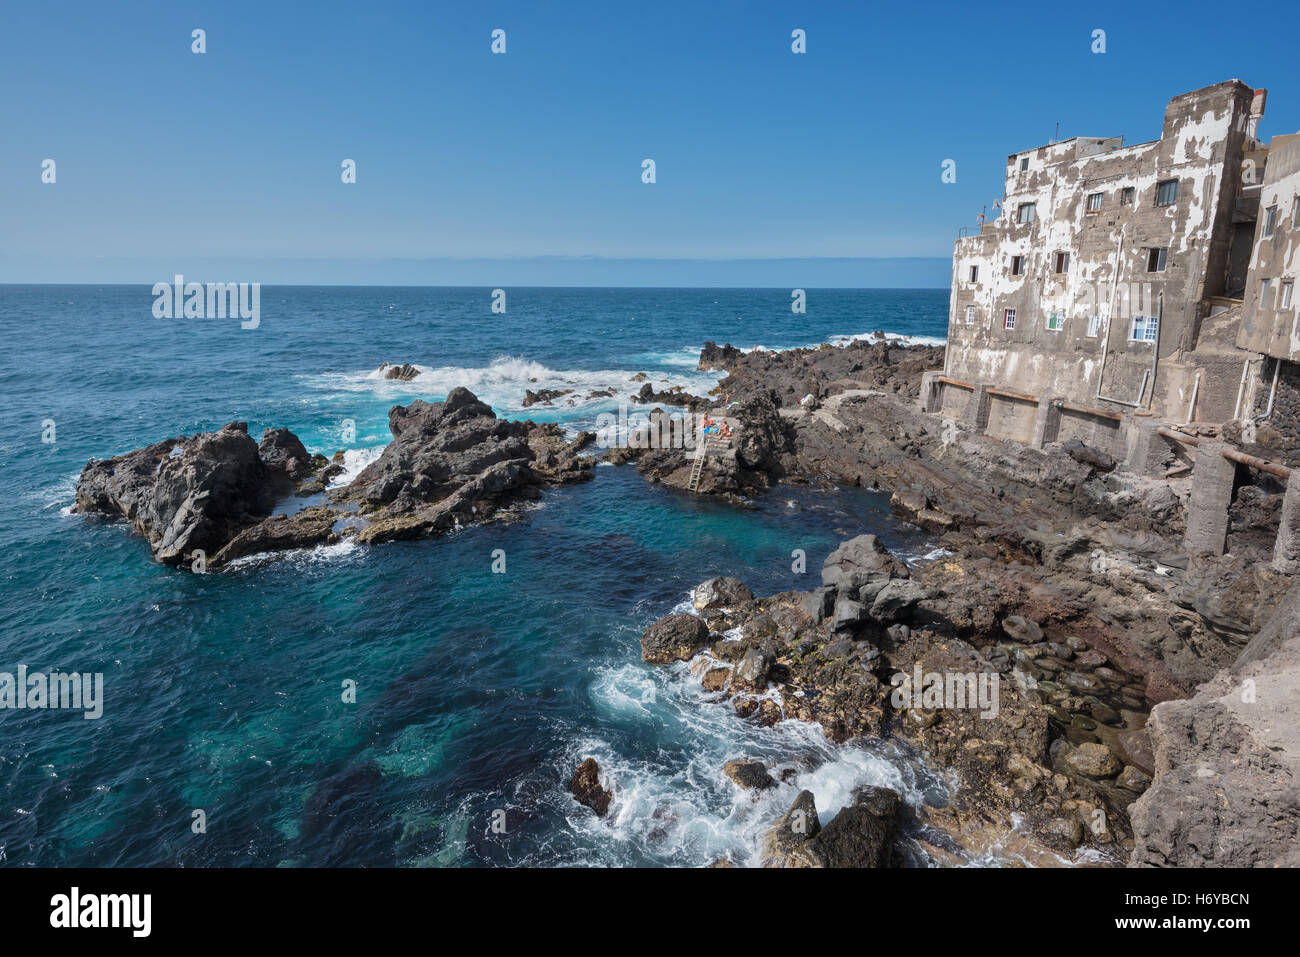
left=0, top=286, right=948, bottom=866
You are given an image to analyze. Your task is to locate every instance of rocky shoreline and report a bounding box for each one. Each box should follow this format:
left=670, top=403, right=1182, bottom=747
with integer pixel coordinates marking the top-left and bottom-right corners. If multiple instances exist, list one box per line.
left=587, top=335, right=1298, bottom=867
left=72, top=335, right=1299, bottom=867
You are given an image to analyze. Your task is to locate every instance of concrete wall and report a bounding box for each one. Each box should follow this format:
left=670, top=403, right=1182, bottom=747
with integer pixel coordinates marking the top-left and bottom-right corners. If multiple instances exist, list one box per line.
left=946, top=80, right=1261, bottom=424
left=985, top=394, right=1038, bottom=444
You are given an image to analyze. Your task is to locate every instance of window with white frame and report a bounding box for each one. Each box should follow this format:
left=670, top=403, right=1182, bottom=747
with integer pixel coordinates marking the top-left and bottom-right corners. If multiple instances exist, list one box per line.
left=1054, top=251, right=1070, bottom=273
left=1261, top=278, right=1272, bottom=306
left=1130, top=315, right=1158, bottom=342
left=969, top=265, right=979, bottom=282
left=1019, top=157, right=1029, bottom=172
left=1046, top=312, right=1064, bottom=331
left=1017, top=202, right=1036, bottom=224
left=965, top=305, right=976, bottom=323
left=1293, top=198, right=1299, bottom=228
left=1086, top=192, right=1103, bottom=213
left=1121, top=187, right=1135, bottom=206
left=1263, top=205, right=1279, bottom=238
left=1146, top=247, right=1168, bottom=273
left=1283, top=281, right=1294, bottom=310
left=1086, top=313, right=1101, bottom=338
left=1156, top=179, right=1179, bottom=206
left=1004, top=309, right=1016, bottom=329
left=1011, top=255, right=1025, bottom=275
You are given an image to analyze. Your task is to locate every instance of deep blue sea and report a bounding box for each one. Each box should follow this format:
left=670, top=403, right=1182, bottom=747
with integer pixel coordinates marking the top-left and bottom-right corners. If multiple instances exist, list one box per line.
left=0, top=286, right=950, bottom=867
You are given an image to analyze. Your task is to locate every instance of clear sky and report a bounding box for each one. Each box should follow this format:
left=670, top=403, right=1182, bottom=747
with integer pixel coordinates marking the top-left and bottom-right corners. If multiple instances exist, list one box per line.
left=2, top=0, right=1297, bottom=285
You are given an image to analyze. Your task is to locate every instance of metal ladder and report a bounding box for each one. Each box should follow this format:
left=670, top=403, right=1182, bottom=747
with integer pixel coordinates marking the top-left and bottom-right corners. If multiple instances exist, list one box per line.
left=687, top=432, right=709, bottom=493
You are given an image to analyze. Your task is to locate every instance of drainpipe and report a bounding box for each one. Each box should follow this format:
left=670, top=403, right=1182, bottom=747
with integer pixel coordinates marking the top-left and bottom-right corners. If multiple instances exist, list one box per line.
left=1181, top=371, right=1201, bottom=426
left=1232, top=360, right=1250, bottom=420
left=1094, top=229, right=1125, bottom=401
left=1256, top=356, right=1281, bottom=421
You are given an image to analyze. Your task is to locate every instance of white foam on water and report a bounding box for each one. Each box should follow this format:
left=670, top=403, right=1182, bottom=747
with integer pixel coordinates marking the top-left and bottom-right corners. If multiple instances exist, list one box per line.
left=223, top=537, right=364, bottom=572
left=828, top=330, right=948, bottom=348
left=328, top=447, right=385, bottom=488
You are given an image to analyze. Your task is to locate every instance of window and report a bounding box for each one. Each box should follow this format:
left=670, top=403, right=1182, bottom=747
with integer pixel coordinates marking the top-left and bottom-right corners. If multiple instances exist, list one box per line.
left=1054, top=251, right=1070, bottom=273
left=1156, top=179, right=1179, bottom=206
left=1019, top=157, right=1029, bottom=171
left=965, top=305, right=976, bottom=323
left=1086, top=313, right=1102, bottom=338
left=1147, top=247, right=1168, bottom=273
left=1121, top=187, right=1135, bottom=205
left=1263, top=205, right=1279, bottom=238
left=1004, top=309, right=1016, bottom=330
left=1283, top=281, right=1295, bottom=310
left=1046, top=312, right=1064, bottom=331
left=1293, top=199, right=1299, bottom=228
left=1011, top=255, right=1025, bottom=275
left=969, top=265, right=979, bottom=282
left=1261, top=278, right=1271, bottom=306
left=1130, top=315, right=1159, bottom=342
left=1086, top=192, right=1104, bottom=213
left=1017, top=202, right=1036, bottom=224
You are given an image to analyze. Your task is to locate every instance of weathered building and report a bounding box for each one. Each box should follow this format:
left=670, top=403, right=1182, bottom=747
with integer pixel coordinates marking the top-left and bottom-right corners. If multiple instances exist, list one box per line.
left=941, top=80, right=1270, bottom=437
left=922, top=80, right=1300, bottom=571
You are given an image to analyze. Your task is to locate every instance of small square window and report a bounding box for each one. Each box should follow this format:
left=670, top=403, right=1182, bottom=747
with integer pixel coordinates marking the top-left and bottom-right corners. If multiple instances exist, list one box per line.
left=1046, top=313, right=1064, bottom=331
left=1086, top=314, right=1102, bottom=338
left=1283, top=281, right=1295, bottom=310
left=1054, top=251, right=1070, bottom=273
left=965, top=305, right=976, bottom=323
left=1086, top=192, right=1104, bottom=213
left=1019, top=157, right=1029, bottom=172
left=1017, top=202, right=1036, bottom=224
left=1004, top=309, right=1016, bottom=330
left=969, top=265, right=979, bottom=282
left=1156, top=179, right=1179, bottom=206
left=1147, top=247, right=1168, bottom=273
left=1130, top=315, right=1159, bottom=342
left=1121, top=187, right=1135, bottom=205
left=1263, top=205, right=1279, bottom=239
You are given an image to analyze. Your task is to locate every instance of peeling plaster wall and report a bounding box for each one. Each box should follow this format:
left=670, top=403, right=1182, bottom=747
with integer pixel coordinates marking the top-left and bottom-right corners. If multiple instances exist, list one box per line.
left=1236, top=133, right=1300, bottom=361
left=947, top=81, right=1258, bottom=424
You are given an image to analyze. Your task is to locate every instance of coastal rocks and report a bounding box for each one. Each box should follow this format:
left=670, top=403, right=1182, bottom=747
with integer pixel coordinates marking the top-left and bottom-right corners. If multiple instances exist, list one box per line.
left=761, top=790, right=821, bottom=866
left=337, top=387, right=593, bottom=542
left=569, top=758, right=612, bottom=816
left=722, top=759, right=775, bottom=790
left=378, top=362, right=420, bottom=381
left=789, top=786, right=902, bottom=868
left=732, top=647, right=773, bottom=690
left=821, top=534, right=907, bottom=593
left=640, top=613, right=710, bottom=664
left=212, top=506, right=340, bottom=567
left=1001, top=615, right=1044, bottom=644
left=692, top=577, right=754, bottom=610
left=523, top=387, right=572, bottom=407
left=258, top=427, right=317, bottom=480
left=631, top=382, right=710, bottom=412
left=1063, top=741, right=1122, bottom=778
left=73, top=421, right=294, bottom=565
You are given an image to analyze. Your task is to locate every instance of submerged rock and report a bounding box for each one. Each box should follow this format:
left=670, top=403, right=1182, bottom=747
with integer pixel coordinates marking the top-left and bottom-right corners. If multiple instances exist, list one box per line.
left=722, top=759, right=775, bottom=790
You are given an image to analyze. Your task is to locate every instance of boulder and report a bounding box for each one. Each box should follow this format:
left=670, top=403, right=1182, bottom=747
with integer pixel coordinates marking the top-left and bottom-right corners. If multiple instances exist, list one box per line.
left=733, top=648, right=773, bottom=690
left=802, top=586, right=835, bottom=623
left=569, top=758, right=612, bottom=816
left=868, top=579, right=930, bottom=623
left=640, top=613, right=710, bottom=664
left=1063, top=741, right=1122, bottom=778
left=832, top=597, right=867, bottom=631
left=378, top=362, right=420, bottom=381
left=793, top=786, right=901, bottom=868
left=821, top=535, right=907, bottom=594
left=761, top=790, right=821, bottom=866
left=258, top=427, right=314, bottom=480
left=1001, top=615, right=1044, bottom=643
left=692, top=577, right=754, bottom=611
left=723, top=759, right=775, bottom=790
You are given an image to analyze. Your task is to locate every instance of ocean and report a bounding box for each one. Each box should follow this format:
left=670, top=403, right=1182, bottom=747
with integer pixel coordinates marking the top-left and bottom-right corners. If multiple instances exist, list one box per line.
left=0, top=285, right=950, bottom=867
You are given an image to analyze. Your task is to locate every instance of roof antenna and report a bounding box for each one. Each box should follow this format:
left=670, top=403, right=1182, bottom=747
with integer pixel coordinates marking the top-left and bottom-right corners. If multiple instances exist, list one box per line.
left=1054, top=121, right=1060, bottom=144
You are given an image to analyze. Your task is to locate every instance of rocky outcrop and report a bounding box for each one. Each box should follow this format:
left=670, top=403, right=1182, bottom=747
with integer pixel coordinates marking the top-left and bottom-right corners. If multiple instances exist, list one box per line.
left=569, top=758, right=613, bottom=817
left=692, top=577, right=754, bottom=610
left=1129, top=586, right=1300, bottom=867
left=74, top=387, right=594, bottom=568
left=722, top=759, right=776, bottom=790
left=378, top=362, right=420, bottom=381
left=73, top=422, right=308, bottom=565
left=762, top=785, right=902, bottom=868
left=640, top=613, right=710, bottom=664
left=631, top=381, right=710, bottom=412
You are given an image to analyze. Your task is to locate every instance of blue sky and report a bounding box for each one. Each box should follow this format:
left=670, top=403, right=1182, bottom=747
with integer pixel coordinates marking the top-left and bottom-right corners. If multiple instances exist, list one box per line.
left=2, top=0, right=1297, bottom=285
